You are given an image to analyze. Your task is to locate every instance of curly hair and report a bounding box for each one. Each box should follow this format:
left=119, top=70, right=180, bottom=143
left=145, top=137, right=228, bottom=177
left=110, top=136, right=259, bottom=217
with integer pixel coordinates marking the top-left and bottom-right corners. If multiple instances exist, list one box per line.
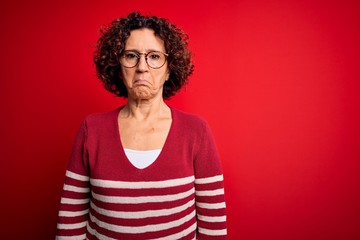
left=93, top=12, right=194, bottom=99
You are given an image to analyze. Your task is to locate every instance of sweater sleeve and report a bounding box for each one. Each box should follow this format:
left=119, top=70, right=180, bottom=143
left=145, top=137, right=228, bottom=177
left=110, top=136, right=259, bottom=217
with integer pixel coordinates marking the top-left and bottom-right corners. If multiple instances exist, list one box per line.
left=194, top=121, right=227, bottom=239
left=56, top=121, right=90, bottom=240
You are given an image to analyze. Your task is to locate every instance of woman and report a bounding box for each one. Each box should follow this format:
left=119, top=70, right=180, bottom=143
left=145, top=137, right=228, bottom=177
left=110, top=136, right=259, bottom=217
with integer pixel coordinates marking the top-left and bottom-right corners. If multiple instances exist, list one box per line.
left=56, top=12, right=227, bottom=239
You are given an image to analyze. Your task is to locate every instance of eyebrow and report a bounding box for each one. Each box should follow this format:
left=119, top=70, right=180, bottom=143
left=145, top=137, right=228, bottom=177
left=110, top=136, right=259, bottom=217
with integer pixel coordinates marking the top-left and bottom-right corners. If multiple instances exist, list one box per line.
left=124, top=49, right=164, bottom=53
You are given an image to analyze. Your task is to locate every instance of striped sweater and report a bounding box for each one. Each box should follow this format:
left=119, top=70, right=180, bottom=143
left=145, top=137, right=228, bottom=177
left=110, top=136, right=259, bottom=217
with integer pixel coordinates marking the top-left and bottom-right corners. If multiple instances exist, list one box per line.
left=56, top=107, right=227, bottom=239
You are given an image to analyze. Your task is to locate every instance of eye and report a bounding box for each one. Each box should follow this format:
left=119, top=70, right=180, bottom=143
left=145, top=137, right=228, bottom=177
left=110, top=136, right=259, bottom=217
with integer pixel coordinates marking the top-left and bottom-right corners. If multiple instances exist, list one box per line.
left=148, top=52, right=161, bottom=60
left=124, top=52, right=138, bottom=59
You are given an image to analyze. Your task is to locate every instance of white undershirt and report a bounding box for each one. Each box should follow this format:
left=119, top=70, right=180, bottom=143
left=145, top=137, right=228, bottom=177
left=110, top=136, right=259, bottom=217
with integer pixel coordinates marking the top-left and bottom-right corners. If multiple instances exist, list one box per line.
left=124, top=148, right=162, bottom=169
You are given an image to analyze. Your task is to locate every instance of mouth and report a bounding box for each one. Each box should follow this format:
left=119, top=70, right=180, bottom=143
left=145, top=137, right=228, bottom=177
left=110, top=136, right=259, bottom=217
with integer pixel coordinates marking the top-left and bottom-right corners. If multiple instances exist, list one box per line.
left=133, top=79, right=149, bottom=86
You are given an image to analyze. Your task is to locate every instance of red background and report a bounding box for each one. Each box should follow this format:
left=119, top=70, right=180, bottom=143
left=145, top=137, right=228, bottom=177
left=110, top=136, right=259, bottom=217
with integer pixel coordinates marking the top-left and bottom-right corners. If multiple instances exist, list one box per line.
left=1, top=0, right=360, bottom=239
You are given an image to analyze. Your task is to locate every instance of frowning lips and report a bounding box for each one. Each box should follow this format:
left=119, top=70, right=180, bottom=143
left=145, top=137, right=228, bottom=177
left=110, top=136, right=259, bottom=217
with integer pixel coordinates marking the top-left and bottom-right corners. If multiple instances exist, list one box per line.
left=133, top=79, right=150, bottom=86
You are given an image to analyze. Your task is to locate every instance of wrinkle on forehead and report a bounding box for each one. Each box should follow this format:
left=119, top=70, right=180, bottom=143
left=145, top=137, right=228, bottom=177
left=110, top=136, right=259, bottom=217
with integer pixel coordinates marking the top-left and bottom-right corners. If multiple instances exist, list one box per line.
left=125, top=28, right=166, bottom=53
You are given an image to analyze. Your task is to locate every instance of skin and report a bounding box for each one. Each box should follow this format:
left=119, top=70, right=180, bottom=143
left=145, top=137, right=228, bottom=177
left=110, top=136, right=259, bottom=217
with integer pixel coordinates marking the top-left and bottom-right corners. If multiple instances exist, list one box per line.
left=118, top=28, right=172, bottom=151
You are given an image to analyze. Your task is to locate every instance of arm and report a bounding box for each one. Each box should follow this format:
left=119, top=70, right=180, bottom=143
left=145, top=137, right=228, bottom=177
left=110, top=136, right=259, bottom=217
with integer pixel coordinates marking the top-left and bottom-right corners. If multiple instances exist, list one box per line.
left=194, top=121, right=227, bottom=239
left=56, top=122, right=90, bottom=239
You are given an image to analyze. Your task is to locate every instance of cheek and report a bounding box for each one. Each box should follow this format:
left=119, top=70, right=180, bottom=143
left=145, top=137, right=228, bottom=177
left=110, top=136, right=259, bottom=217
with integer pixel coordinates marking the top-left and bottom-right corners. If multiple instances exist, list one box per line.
left=155, top=71, right=169, bottom=84
left=121, top=68, right=133, bottom=84
left=164, top=67, right=170, bottom=80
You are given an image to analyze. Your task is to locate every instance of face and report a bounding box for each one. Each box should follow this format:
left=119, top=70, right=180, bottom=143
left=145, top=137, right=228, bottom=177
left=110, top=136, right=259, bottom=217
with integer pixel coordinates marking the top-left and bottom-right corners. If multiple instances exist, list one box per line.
left=120, top=28, right=170, bottom=101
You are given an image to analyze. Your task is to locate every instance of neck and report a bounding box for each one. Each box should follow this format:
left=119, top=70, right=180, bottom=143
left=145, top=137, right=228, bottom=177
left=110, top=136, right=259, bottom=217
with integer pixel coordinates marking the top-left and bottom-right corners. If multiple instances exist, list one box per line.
left=121, top=96, right=168, bottom=121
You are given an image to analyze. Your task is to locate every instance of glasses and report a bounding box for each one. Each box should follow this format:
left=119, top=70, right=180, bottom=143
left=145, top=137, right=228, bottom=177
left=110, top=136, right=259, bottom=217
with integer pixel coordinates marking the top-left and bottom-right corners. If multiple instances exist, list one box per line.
left=120, top=50, right=168, bottom=69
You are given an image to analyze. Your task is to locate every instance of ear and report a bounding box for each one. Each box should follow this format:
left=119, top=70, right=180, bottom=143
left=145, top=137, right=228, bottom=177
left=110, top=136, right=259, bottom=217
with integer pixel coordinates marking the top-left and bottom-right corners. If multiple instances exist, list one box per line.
left=165, top=70, right=170, bottom=81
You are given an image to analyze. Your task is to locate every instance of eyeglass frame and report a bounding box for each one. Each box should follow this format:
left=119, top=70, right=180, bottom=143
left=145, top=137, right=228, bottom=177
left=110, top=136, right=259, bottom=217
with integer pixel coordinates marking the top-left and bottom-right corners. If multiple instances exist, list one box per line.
left=119, top=50, right=169, bottom=69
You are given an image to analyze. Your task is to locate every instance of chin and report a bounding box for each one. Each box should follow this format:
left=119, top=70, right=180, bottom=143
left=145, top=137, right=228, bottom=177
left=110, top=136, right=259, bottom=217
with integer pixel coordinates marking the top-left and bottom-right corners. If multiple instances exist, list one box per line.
left=133, top=90, right=153, bottom=100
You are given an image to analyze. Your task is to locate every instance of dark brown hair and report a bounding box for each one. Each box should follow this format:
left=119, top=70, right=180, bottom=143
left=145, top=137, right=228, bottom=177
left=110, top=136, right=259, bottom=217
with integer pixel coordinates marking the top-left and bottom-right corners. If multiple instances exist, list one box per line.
left=93, top=12, right=194, bottom=99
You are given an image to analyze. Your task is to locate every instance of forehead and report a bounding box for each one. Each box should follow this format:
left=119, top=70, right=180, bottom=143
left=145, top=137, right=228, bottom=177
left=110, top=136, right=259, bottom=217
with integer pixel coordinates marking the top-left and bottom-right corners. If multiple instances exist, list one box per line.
left=125, top=28, right=165, bottom=51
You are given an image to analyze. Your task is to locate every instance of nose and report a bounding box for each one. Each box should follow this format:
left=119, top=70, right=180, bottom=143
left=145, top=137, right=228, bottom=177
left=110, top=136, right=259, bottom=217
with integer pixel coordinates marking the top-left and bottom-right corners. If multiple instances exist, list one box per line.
left=136, top=54, right=149, bottom=72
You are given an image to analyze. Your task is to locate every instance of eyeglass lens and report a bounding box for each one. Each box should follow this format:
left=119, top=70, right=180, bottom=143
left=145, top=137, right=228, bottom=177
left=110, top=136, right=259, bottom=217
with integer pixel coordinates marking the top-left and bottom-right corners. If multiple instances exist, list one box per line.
left=121, top=51, right=167, bottom=69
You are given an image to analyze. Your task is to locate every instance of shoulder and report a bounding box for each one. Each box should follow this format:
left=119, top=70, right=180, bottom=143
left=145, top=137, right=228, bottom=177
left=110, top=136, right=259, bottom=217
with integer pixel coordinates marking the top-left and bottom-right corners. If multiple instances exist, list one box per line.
left=171, top=107, right=210, bottom=131
left=82, top=107, right=121, bottom=129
